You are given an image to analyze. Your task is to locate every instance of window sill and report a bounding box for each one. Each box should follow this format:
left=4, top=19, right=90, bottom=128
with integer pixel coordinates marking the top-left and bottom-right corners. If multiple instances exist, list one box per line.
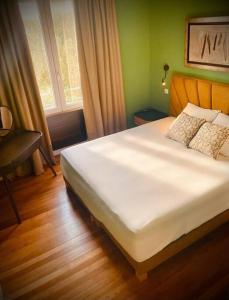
left=45, top=107, right=83, bottom=118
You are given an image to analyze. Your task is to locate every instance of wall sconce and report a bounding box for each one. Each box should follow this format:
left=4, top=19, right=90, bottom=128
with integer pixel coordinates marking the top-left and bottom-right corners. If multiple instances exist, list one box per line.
left=162, top=64, right=169, bottom=87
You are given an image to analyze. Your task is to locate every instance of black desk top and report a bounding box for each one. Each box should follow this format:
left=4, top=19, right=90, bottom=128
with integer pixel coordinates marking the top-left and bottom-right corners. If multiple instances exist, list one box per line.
left=0, top=130, right=42, bottom=176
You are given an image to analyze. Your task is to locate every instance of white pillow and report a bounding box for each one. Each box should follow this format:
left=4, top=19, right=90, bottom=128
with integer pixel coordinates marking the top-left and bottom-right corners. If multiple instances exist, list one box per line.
left=213, top=112, right=229, bottom=127
left=183, top=103, right=219, bottom=122
left=213, top=113, right=229, bottom=157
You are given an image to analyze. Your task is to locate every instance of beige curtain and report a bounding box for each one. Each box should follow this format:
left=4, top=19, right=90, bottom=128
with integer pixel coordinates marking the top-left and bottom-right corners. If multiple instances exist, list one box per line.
left=0, top=0, right=54, bottom=175
left=1, top=107, right=13, bottom=129
left=75, top=0, right=126, bottom=139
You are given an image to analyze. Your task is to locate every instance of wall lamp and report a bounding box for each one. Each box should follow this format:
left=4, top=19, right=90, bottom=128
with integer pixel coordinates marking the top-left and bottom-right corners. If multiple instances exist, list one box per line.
left=162, top=64, right=169, bottom=87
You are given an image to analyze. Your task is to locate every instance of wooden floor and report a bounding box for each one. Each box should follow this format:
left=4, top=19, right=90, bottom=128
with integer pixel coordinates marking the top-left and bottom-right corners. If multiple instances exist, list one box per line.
left=0, top=163, right=229, bottom=300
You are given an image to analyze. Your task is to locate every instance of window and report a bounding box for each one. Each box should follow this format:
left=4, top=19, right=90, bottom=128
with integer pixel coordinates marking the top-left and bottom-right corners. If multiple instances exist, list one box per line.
left=19, top=0, right=83, bottom=115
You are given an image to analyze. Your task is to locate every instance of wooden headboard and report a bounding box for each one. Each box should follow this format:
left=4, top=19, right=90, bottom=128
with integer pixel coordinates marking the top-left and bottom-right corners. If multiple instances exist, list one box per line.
left=170, top=74, right=229, bottom=117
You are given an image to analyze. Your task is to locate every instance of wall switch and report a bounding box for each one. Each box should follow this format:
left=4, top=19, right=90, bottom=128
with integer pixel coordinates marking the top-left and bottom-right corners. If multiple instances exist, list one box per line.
left=164, top=88, right=169, bottom=95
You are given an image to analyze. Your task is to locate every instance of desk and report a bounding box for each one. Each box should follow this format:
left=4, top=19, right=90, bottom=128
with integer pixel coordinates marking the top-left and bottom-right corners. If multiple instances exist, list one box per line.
left=0, top=130, right=56, bottom=223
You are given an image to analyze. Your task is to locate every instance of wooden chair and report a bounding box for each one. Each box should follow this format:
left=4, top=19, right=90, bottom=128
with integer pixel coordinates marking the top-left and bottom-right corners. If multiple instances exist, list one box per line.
left=0, top=129, right=56, bottom=223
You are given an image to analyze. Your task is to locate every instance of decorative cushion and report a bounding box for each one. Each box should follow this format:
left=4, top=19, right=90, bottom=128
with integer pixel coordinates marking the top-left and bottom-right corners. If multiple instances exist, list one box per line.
left=183, top=103, right=219, bottom=122
left=213, top=112, right=229, bottom=157
left=167, top=112, right=205, bottom=146
left=189, top=122, right=229, bottom=159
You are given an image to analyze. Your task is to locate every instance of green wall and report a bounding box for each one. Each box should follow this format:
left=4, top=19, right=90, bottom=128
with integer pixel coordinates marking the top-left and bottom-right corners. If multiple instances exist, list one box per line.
left=151, top=0, right=229, bottom=114
left=116, top=0, right=152, bottom=127
left=116, top=0, right=229, bottom=127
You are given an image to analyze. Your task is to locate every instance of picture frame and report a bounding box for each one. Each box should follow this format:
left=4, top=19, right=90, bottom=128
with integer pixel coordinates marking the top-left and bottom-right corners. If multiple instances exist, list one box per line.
left=185, top=16, right=229, bottom=72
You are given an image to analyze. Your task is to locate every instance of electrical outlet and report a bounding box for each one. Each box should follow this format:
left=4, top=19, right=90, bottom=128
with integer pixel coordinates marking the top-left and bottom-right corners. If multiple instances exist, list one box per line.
left=164, top=88, right=169, bottom=95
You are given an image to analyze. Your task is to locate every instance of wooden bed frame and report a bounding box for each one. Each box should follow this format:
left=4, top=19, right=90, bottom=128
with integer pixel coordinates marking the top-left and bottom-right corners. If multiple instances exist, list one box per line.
left=64, top=177, right=229, bottom=281
left=64, top=74, right=229, bottom=281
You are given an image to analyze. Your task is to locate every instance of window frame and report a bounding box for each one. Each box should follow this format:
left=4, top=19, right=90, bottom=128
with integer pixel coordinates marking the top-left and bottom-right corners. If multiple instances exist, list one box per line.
left=20, top=0, right=83, bottom=116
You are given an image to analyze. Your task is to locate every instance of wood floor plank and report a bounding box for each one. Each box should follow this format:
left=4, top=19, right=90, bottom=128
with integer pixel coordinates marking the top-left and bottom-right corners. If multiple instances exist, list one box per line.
left=2, top=235, right=108, bottom=293
left=10, top=250, right=108, bottom=299
left=0, top=163, right=229, bottom=300
left=0, top=231, right=100, bottom=281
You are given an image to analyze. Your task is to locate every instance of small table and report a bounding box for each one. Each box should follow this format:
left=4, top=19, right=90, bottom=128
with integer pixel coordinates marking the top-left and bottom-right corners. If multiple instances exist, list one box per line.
left=134, top=108, right=168, bottom=125
left=0, top=130, right=56, bottom=223
left=134, top=108, right=168, bottom=126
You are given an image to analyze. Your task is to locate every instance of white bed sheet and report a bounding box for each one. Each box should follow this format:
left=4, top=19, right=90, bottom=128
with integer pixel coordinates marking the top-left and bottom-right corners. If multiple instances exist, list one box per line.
left=61, top=117, right=229, bottom=262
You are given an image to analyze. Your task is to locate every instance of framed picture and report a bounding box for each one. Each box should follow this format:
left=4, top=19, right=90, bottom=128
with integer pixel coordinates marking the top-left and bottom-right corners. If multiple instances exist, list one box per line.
left=185, top=16, right=229, bottom=72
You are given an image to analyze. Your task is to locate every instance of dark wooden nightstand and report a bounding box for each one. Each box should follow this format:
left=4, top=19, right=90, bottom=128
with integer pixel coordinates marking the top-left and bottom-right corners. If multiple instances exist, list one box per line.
left=134, top=108, right=168, bottom=126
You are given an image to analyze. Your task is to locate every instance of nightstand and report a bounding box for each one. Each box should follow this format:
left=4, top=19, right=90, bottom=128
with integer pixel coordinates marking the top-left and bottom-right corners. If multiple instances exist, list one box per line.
left=134, top=108, right=168, bottom=126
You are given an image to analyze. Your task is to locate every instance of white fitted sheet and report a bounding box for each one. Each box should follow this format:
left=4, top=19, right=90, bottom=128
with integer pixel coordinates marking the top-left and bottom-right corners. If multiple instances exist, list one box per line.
left=61, top=117, right=229, bottom=262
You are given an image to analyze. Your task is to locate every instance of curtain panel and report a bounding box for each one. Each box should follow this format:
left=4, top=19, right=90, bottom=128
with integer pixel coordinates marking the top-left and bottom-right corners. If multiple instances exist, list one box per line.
left=0, top=0, right=54, bottom=176
left=74, top=0, right=126, bottom=139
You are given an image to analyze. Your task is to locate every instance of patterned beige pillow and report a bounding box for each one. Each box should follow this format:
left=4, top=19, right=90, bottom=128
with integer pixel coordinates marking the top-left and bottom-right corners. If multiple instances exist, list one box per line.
left=167, top=112, right=205, bottom=146
left=189, top=122, right=229, bottom=159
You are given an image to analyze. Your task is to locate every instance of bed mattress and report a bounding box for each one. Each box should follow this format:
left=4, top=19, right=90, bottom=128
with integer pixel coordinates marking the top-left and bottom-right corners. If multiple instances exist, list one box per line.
left=61, top=117, right=229, bottom=262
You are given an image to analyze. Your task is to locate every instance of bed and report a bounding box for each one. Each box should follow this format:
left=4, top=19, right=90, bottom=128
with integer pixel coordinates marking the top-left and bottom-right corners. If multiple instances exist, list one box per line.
left=61, top=74, right=229, bottom=280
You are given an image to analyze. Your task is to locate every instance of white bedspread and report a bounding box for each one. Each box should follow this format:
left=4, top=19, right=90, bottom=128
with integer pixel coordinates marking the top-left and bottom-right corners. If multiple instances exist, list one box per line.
left=61, top=117, right=229, bottom=262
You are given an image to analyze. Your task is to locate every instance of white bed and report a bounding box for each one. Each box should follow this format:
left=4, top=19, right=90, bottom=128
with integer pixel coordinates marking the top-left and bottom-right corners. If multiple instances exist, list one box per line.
left=61, top=117, right=229, bottom=263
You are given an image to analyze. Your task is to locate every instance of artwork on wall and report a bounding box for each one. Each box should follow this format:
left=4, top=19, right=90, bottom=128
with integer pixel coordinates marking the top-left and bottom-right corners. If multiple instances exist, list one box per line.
left=185, top=17, right=229, bottom=72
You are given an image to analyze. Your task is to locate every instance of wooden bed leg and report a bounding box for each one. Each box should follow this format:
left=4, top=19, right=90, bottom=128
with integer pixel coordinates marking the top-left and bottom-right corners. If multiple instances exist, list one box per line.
left=136, top=271, right=148, bottom=282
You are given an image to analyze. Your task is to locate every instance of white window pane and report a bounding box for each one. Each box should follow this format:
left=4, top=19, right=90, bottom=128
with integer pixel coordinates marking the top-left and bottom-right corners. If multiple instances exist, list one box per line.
left=50, top=0, right=83, bottom=109
left=19, top=0, right=57, bottom=111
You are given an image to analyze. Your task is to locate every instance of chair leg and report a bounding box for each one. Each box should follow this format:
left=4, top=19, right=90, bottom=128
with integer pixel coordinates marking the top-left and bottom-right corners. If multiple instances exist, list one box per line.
left=39, top=147, right=57, bottom=176
left=2, top=176, right=21, bottom=224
